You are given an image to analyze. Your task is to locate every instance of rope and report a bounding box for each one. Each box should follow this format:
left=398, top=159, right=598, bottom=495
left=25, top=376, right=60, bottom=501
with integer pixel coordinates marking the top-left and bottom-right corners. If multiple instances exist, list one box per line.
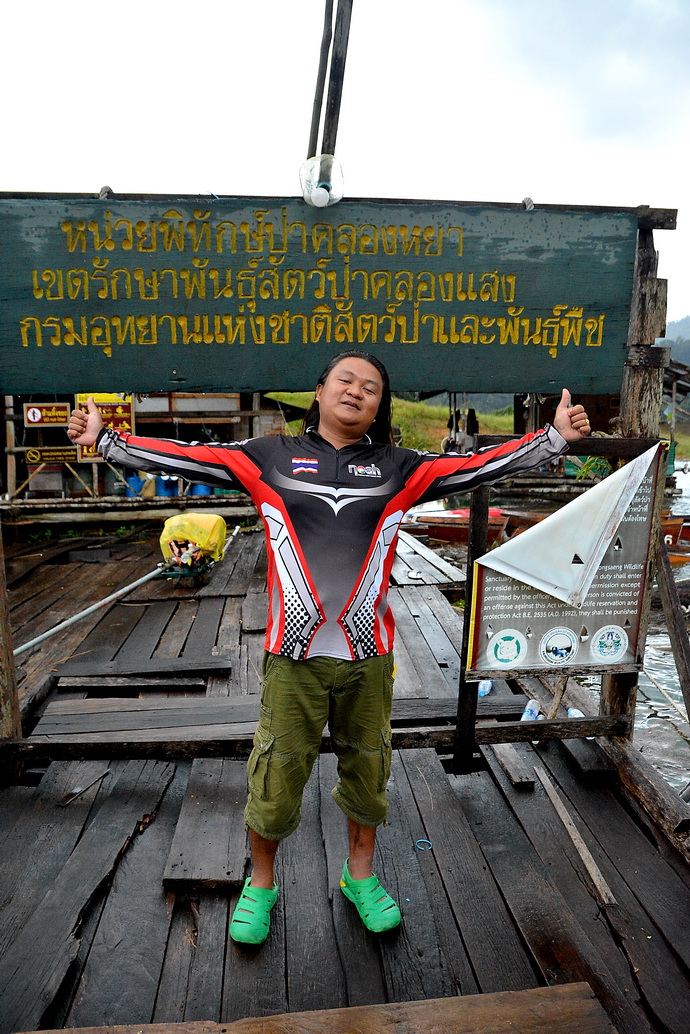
left=641, top=666, right=688, bottom=723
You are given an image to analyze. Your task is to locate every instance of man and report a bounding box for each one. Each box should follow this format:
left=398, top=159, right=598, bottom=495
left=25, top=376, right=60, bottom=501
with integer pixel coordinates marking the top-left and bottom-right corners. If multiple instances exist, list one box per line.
left=68, top=351, right=590, bottom=945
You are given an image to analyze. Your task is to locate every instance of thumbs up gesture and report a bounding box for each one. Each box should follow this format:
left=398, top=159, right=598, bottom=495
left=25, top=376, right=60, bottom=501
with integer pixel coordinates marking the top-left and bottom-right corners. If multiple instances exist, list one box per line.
left=553, top=388, right=591, bottom=443
left=67, top=397, right=104, bottom=447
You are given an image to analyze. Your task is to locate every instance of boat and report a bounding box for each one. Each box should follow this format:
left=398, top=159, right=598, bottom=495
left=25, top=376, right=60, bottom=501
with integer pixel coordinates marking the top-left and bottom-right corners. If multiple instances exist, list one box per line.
left=402, top=508, right=687, bottom=549
left=402, top=507, right=507, bottom=544
left=667, top=541, right=690, bottom=565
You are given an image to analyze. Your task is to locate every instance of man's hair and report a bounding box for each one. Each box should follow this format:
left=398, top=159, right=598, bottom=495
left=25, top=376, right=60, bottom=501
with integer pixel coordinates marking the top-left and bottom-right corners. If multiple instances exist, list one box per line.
left=301, top=351, right=394, bottom=445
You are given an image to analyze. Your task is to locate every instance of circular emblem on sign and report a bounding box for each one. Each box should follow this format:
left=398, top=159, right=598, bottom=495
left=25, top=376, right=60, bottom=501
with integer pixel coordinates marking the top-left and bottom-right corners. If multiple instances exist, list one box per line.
left=486, top=628, right=527, bottom=667
left=26, top=407, right=42, bottom=423
left=539, top=627, right=578, bottom=666
left=590, top=625, right=628, bottom=662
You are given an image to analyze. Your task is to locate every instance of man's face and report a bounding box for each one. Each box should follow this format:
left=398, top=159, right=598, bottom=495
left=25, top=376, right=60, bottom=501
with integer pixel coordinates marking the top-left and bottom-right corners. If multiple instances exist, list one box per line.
left=315, top=357, right=384, bottom=440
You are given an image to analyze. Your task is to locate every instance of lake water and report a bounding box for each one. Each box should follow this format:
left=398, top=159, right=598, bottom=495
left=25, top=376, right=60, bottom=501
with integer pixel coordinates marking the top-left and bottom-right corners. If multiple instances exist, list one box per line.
left=546, top=465, right=690, bottom=792
left=632, top=463, right=690, bottom=792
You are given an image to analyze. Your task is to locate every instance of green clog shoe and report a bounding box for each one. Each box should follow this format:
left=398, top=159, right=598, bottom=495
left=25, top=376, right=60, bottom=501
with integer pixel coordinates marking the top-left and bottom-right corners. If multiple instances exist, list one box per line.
left=340, top=858, right=401, bottom=933
left=229, top=877, right=279, bottom=945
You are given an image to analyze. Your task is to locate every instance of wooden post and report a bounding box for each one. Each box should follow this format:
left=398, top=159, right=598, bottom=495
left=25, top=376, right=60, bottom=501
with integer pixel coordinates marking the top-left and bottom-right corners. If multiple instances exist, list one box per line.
left=618, top=345, right=669, bottom=438
left=4, top=396, right=17, bottom=498
left=655, top=533, right=690, bottom=721
left=452, top=482, right=490, bottom=773
left=601, top=224, right=669, bottom=734
left=0, top=523, right=22, bottom=753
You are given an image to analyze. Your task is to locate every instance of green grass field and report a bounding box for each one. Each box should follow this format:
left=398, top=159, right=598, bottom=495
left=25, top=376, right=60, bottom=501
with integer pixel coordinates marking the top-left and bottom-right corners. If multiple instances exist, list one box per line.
left=667, top=427, right=690, bottom=460
left=268, top=393, right=690, bottom=459
left=267, top=392, right=512, bottom=452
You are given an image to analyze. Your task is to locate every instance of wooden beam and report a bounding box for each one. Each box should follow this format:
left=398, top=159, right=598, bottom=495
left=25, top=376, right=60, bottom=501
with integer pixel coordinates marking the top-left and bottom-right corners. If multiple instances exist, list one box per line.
left=600, top=223, right=669, bottom=734
left=544, top=676, right=690, bottom=842
left=0, top=714, right=632, bottom=764
left=53, top=657, right=234, bottom=678
left=635, top=205, right=677, bottom=231
left=0, top=524, right=21, bottom=754
left=653, top=533, right=690, bottom=720
left=475, top=434, right=660, bottom=458
left=619, top=346, right=670, bottom=437
left=20, top=983, right=616, bottom=1034
left=452, top=483, right=490, bottom=773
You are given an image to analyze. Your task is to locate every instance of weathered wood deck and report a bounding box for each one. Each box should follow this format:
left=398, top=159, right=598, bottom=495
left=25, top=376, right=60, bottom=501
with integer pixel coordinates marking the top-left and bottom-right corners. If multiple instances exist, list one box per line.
left=2, top=526, right=690, bottom=1034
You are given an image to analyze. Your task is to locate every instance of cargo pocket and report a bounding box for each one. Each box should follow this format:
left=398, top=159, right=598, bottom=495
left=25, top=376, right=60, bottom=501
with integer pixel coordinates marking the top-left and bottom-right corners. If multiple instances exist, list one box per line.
left=247, top=732, right=275, bottom=801
left=378, top=726, right=393, bottom=793
left=248, top=703, right=274, bottom=801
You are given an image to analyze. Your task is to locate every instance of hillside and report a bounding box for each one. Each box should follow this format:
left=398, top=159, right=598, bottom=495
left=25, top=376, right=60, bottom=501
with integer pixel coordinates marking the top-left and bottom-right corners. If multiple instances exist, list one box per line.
left=661, top=316, right=690, bottom=365
left=266, top=392, right=512, bottom=453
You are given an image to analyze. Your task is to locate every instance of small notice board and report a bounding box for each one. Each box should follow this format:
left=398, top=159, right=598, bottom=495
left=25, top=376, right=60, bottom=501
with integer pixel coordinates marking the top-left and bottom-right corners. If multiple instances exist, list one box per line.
left=74, top=393, right=134, bottom=462
left=466, top=444, right=666, bottom=677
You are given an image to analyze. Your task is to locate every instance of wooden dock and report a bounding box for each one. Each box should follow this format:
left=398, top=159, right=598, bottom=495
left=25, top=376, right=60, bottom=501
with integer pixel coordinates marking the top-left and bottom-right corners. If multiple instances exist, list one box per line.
left=2, top=525, right=690, bottom=1034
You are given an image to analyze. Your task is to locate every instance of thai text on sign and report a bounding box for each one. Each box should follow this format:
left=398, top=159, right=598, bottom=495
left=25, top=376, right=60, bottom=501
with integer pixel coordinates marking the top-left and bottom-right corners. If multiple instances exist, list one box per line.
left=0, top=197, right=638, bottom=394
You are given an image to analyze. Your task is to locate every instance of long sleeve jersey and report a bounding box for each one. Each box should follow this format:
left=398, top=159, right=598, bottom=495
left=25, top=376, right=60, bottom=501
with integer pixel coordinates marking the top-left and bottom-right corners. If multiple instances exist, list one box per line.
left=98, top=424, right=568, bottom=661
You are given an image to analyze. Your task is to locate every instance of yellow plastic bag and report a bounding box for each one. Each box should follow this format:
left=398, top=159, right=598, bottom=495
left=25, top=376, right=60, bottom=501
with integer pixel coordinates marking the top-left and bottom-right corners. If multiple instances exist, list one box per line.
left=159, top=512, right=227, bottom=564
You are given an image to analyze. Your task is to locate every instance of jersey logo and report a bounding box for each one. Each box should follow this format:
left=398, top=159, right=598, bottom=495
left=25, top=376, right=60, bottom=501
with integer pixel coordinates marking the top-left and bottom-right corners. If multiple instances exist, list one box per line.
left=292, top=457, right=319, bottom=474
left=271, top=468, right=395, bottom=516
left=348, top=463, right=381, bottom=478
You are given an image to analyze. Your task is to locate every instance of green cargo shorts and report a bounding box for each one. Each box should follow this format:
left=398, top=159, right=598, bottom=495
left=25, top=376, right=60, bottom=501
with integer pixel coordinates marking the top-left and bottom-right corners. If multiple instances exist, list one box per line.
left=244, top=651, right=395, bottom=841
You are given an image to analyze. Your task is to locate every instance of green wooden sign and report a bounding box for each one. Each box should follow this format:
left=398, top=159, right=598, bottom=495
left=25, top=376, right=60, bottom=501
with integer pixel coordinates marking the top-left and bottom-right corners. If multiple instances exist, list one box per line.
left=0, top=195, right=639, bottom=394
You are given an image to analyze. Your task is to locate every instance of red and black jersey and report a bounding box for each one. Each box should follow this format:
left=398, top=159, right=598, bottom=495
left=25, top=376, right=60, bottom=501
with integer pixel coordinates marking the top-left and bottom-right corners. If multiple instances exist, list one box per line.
left=97, top=425, right=567, bottom=661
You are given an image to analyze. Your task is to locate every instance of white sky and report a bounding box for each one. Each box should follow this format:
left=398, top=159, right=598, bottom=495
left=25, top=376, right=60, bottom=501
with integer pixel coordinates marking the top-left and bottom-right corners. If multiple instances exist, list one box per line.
left=2, top=0, right=687, bottom=324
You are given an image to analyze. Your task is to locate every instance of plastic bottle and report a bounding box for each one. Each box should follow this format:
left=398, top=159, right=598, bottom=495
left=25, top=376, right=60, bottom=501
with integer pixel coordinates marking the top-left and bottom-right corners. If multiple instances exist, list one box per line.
left=567, top=707, right=594, bottom=739
left=299, top=155, right=344, bottom=208
left=477, top=679, right=493, bottom=697
left=520, top=699, right=541, bottom=721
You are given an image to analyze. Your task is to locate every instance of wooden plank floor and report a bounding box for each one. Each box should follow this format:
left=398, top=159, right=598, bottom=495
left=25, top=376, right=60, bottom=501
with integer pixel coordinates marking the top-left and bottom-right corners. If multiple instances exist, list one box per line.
left=2, top=528, right=690, bottom=1034
left=16, top=984, right=620, bottom=1034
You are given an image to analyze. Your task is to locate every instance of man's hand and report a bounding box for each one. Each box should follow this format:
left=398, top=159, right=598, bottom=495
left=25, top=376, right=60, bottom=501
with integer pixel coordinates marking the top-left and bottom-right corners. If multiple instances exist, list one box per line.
left=552, top=388, right=591, bottom=443
left=67, top=397, right=104, bottom=447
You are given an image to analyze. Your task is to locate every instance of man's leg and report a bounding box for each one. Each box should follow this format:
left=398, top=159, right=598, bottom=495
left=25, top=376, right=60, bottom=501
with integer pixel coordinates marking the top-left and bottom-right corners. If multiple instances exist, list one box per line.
left=340, top=816, right=401, bottom=932
left=230, top=829, right=281, bottom=945
left=231, top=653, right=331, bottom=945
left=249, top=827, right=280, bottom=888
left=347, top=817, right=376, bottom=879
left=331, top=656, right=400, bottom=932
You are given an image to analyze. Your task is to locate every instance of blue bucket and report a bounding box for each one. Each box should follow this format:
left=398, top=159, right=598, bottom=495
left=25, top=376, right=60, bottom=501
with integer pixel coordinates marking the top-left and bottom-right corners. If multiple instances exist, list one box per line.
left=156, top=476, right=178, bottom=496
left=190, top=483, right=212, bottom=496
left=125, top=475, right=145, bottom=497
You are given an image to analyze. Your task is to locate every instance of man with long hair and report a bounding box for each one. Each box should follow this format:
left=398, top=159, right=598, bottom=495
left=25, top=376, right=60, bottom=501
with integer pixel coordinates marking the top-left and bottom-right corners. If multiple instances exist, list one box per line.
left=68, top=350, right=590, bottom=945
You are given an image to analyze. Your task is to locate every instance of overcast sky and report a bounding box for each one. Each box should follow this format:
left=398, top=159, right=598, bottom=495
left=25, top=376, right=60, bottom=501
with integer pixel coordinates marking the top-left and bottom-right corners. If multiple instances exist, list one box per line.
left=2, top=0, right=687, bottom=323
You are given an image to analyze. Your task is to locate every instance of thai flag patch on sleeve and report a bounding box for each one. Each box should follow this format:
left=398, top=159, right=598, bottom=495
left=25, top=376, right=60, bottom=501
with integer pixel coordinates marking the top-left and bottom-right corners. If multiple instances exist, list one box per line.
left=292, top=457, right=319, bottom=474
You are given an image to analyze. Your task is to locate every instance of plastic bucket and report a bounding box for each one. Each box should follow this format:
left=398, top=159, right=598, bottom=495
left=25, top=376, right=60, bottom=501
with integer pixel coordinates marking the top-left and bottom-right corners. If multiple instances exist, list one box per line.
left=156, top=476, right=178, bottom=496
left=125, top=475, right=145, bottom=497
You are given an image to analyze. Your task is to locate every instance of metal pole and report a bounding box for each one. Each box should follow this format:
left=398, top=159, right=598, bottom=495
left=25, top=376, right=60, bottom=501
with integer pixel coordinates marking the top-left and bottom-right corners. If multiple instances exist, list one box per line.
left=13, top=523, right=240, bottom=658
left=13, top=566, right=165, bottom=658
left=321, top=0, right=354, bottom=156
left=308, top=0, right=334, bottom=158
